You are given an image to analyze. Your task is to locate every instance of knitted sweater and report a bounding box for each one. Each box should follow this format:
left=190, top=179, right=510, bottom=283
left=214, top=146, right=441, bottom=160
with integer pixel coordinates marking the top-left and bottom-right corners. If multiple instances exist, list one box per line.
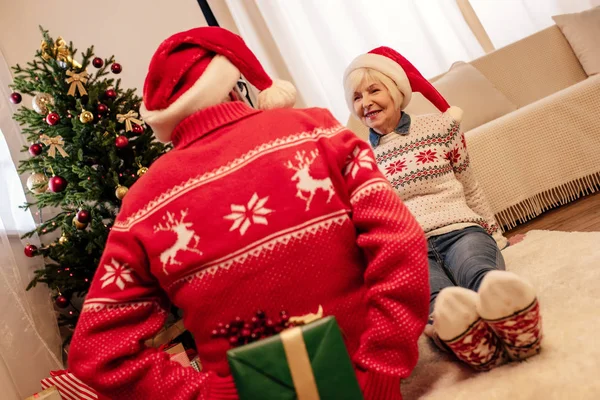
left=68, top=102, right=429, bottom=400
left=370, top=112, right=507, bottom=248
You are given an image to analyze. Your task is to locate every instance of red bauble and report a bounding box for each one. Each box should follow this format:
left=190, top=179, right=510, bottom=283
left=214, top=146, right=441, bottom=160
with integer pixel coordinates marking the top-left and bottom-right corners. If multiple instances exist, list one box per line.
left=29, top=143, right=43, bottom=156
left=48, top=175, right=67, bottom=192
left=24, top=244, right=37, bottom=257
left=115, top=135, right=129, bottom=148
left=111, top=63, right=122, bottom=74
left=131, top=123, right=144, bottom=135
left=10, top=92, right=22, bottom=104
left=46, top=112, right=60, bottom=126
left=55, top=295, right=69, bottom=308
left=76, top=209, right=91, bottom=223
left=97, top=103, right=108, bottom=114
left=105, top=89, right=117, bottom=100
left=92, top=57, right=104, bottom=68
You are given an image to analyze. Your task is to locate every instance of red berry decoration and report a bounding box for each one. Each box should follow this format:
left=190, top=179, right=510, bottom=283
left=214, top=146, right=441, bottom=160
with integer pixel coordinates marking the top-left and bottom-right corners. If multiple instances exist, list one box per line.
left=29, top=143, right=43, bottom=156
left=115, top=135, right=129, bottom=148
left=111, top=63, right=122, bottom=74
left=46, top=112, right=60, bottom=126
left=10, top=92, right=22, bottom=104
left=105, top=88, right=117, bottom=100
left=97, top=103, right=108, bottom=114
left=228, top=336, right=239, bottom=346
left=131, top=123, right=144, bottom=135
left=24, top=244, right=37, bottom=257
left=92, top=57, right=104, bottom=68
left=55, top=295, right=69, bottom=309
left=48, top=175, right=67, bottom=192
left=76, top=209, right=91, bottom=224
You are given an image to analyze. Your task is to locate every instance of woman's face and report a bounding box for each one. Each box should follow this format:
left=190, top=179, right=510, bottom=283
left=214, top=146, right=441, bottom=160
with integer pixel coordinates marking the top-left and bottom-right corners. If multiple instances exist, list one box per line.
left=352, top=80, right=401, bottom=134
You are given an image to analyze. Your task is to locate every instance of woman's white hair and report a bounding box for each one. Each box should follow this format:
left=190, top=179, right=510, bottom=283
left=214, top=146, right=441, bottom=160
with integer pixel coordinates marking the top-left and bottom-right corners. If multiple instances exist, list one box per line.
left=344, top=67, right=403, bottom=119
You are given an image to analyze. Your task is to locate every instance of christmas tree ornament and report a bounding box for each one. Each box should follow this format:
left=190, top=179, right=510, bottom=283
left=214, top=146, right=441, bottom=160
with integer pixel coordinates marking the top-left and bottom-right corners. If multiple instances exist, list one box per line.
left=40, top=36, right=81, bottom=68
left=58, top=234, right=68, bottom=245
left=92, top=57, right=104, bottom=68
left=97, top=103, right=108, bottom=114
left=39, top=134, right=68, bottom=158
left=115, top=135, right=129, bottom=148
left=111, top=63, right=122, bottom=74
left=24, top=244, right=38, bottom=257
left=29, top=143, right=43, bottom=156
left=73, top=216, right=88, bottom=230
left=27, top=172, right=48, bottom=194
left=105, top=88, right=117, bottom=100
left=115, top=185, right=128, bottom=200
left=79, top=110, right=94, bottom=124
left=46, top=112, right=60, bottom=125
left=48, top=175, right=67, bottom=192
left=66, top=69, right=89, bottom=96
left=55, top=294, right=69, bottom=308
left=132, top=123, right=144, bottom=135
left=32, top=92, right=55, bottom=114
left=137, top=166, right=148, bottom=177
left=116, top=110, right=143, bottom=132
left=76, top=209, right=91, bottom=223
left=9, top=92, right=22, bottom=104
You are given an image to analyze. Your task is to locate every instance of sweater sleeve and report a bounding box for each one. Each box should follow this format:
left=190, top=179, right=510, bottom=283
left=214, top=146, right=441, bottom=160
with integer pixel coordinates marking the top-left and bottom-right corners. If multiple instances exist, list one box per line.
left=444, top=117, right=508, bottom=249
left=320, top=112, right=429, bottom=400
left=68, top=224, right=237, bottom=400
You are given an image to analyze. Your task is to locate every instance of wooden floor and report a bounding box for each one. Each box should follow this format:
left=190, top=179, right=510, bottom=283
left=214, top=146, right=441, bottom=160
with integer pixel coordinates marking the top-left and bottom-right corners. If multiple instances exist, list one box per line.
left=505, top=190, right=600, bottom=238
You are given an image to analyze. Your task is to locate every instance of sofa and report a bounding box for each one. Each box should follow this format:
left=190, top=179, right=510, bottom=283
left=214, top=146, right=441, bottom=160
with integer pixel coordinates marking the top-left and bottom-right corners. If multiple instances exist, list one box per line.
left=347, top=24, right=600, bottom=230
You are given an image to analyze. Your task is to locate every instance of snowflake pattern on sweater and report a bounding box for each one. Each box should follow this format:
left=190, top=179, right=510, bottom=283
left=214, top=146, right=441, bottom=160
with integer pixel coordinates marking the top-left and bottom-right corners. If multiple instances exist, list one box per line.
left=68, top=102, right=429, bottom=400
left=373, top=113, right=507, bottom=248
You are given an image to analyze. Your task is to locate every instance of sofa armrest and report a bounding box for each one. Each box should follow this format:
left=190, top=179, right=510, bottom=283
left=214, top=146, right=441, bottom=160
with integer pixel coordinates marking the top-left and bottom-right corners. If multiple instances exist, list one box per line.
left=465, top=75, right=600, bottom=228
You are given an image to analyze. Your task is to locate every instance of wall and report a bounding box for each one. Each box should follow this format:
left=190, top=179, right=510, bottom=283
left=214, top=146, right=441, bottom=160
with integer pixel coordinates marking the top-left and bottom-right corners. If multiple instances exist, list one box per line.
left=0, top=0, right=208, bottom=94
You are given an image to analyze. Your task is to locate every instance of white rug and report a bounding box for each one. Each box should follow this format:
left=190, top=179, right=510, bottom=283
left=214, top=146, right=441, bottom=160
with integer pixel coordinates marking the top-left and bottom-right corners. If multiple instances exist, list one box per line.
left=402, top=230, right=600, bottom=400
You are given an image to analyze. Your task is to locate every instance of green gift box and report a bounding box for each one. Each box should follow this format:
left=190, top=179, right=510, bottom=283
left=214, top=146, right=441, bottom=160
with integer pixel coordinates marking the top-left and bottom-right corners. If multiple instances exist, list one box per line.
left=227, top=316, right=363, bottom=400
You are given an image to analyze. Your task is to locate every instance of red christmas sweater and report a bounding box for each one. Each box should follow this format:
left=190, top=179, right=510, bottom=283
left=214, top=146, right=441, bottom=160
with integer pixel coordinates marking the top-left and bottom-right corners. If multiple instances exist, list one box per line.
left=69, top=101, right=429, bottom=400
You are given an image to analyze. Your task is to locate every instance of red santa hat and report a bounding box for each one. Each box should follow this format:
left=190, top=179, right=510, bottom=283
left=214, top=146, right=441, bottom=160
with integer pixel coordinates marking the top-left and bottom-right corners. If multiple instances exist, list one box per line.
left=344, top=46, right=462, bottom=122
left=140, top=27, right=297, bottom=142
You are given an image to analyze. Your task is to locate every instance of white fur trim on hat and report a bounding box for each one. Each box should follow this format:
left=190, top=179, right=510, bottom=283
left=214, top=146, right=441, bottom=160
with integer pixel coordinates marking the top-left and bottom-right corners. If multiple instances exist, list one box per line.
left=140, top=55, right=240, bottom=143
left=257, top=79, right=296, bottom=110
left=344, top=53, right=412, bottom=110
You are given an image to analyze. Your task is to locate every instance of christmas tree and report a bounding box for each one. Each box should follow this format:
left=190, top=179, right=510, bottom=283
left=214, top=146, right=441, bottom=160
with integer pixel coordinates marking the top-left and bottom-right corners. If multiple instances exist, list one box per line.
left=8, top=27, right=169, bottom=341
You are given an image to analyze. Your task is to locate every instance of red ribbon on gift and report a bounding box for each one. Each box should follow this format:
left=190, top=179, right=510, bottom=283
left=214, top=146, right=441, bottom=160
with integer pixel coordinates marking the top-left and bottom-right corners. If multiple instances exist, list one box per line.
left=41, top=370, right=108, bottom=400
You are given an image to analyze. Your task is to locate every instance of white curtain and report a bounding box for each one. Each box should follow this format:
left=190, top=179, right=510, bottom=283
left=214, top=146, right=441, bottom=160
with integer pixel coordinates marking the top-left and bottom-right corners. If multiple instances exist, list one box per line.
left=0, top=50, right=63, bottom=399
left=470, top=0, right=598, bottom=49
left=222, top=0, right=597, bottom=124
left=225, top=0, right=485, bottom=123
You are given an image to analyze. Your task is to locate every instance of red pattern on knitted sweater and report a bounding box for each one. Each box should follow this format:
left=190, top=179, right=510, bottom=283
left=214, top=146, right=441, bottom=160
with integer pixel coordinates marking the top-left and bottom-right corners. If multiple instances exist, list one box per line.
left=68, top=102, right=429, bottom=400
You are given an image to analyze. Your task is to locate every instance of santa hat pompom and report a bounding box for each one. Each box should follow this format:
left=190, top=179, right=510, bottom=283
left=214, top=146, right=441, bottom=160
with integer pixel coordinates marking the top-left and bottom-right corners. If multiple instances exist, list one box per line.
left=445, top=106, right=463, bottom=124
left=257, top=79, right=297, bottom=110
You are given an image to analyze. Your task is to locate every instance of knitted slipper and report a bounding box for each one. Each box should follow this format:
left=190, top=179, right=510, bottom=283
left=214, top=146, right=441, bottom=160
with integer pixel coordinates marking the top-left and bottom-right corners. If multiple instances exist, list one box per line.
left=477, top=271, right=543, bottom=361
left=433, top=287, right=506, bottom=371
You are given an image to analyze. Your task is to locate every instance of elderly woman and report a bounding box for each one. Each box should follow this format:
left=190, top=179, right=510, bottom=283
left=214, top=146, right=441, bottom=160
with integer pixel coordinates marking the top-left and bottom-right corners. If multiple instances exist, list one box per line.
left=343, top=47, right=543, bottom=371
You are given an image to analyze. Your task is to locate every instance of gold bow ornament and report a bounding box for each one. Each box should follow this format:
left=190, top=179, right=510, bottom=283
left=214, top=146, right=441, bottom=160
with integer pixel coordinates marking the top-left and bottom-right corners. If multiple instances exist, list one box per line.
left=39, top=134, right=69, bottom=158
left=117, top=110, right=144, bottom=132
left=40, top=36, right=82, bottom=68
left=65, top=70, right=88, bottom=96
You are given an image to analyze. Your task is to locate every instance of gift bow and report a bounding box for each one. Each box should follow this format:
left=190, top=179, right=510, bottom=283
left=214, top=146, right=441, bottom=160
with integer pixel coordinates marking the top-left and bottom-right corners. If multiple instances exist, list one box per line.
left=40, top=37, right=81, bottom=68
left=40, top=134, right=69, bottom=158
left=281, top=305, right=324, bottom=400
left=65, top=69, right=88, bottom=96
left=117, top=110, right=144, bottom=132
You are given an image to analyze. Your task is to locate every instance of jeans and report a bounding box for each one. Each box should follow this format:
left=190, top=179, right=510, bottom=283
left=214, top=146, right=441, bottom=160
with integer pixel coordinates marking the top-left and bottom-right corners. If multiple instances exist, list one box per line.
left=428, top=226, right=505, bottom=315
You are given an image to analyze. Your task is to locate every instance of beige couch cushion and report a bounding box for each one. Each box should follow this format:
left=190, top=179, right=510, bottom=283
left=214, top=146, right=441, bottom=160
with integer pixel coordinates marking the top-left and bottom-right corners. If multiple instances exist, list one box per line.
left=471, top=26, right=587, bottom=107
left=552, top=7, right=600, bottom=76
left=404, top=61, right=517, bottom=132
